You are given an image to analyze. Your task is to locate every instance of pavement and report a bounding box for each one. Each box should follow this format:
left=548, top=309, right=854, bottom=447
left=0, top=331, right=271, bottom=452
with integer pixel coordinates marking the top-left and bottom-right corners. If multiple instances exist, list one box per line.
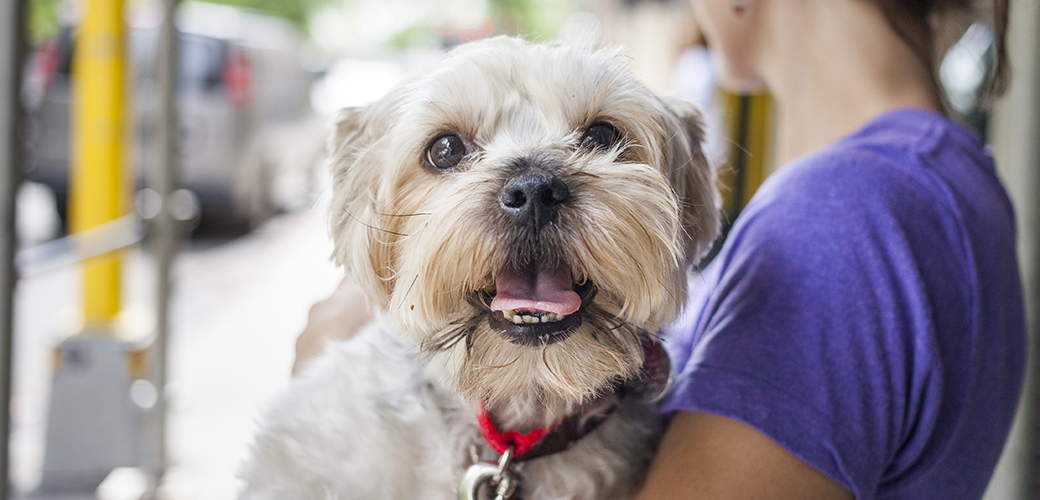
left=12, top=188, right=345, bottom=499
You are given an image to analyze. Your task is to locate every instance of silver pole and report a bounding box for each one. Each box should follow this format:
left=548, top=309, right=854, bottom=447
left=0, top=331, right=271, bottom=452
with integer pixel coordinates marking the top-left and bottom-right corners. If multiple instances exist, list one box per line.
left=148, top=0, right=180, bottom=488
left=0, top=0, right=25, bottom=497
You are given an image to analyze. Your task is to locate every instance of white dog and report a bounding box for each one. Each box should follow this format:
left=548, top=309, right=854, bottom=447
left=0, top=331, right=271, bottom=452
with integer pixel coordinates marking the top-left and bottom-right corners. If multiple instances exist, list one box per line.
left=240, top=37, right=719, bottom=500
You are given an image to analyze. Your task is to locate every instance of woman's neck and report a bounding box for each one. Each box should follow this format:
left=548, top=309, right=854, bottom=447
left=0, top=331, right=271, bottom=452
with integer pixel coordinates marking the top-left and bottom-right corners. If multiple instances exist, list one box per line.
left=759, top=1, right=944, bottom=165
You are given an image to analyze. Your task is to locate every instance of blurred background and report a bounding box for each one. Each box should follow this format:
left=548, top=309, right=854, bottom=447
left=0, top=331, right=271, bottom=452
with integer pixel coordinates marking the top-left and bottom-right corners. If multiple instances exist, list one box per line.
left=3, top=0, right=1040, bottom=498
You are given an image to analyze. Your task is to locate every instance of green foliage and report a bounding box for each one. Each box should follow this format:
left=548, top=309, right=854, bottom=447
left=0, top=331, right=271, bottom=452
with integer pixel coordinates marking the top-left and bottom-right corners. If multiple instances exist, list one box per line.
left=24, top=0, right=330, bottom=42
left=27, top=0, right=63, bottom=43
left=388, top=23, right=437, bottom=51
left=23, top=0, right=578, bottom=48
left=194, top=0, right=335, bottom=32
left=489, top=0, right=576, bottom=40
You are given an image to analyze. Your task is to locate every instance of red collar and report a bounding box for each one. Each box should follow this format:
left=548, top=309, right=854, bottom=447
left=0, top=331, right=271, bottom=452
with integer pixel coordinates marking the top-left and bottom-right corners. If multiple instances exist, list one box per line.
left=476, top=403, right=557, bottom=458
left=474, top=336, right=671, bottom=461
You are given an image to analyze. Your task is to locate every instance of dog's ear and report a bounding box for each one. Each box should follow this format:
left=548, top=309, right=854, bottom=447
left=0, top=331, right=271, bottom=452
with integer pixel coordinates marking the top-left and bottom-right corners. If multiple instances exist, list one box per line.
left=659, top=96, right=720, bottom=265
left=327, top=105, right=396, bottom=310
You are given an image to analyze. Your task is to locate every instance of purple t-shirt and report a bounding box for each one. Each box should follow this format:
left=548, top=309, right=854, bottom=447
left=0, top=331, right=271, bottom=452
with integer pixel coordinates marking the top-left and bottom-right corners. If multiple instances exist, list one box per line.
left=663, top=108, right=1025, bottom=499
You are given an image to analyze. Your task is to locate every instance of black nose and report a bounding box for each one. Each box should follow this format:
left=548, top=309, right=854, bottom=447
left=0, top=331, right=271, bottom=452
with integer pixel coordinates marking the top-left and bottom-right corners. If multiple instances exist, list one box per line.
left=500, top=172, right=570, bottom=230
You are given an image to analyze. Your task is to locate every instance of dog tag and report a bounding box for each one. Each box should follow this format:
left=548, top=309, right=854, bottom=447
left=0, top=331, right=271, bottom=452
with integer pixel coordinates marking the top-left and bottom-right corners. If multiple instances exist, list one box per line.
left=492, top=474, right=517, bottom=500
left=459, top=463, right=498, bottom=500
left=458, top=449, right=518, bottom=500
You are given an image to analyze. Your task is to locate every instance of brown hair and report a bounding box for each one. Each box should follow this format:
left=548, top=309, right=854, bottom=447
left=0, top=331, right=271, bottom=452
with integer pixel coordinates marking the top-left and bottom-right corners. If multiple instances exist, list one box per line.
left=872, top=0, right=1010, bottom=104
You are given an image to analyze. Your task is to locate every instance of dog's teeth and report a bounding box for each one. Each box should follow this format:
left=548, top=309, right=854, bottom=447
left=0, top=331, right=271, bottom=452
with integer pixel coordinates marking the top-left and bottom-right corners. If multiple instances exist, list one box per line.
left=502, top=310, right=571, bottom=325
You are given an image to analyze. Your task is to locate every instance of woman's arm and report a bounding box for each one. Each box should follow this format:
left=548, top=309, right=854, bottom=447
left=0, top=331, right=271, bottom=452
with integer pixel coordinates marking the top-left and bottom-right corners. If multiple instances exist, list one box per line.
left=635, top=411, right=855, bottom=500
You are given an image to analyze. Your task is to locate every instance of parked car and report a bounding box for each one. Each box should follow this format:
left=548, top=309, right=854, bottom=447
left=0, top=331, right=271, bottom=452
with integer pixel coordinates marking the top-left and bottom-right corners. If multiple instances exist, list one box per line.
left=22, top=1, right=319, bottom=232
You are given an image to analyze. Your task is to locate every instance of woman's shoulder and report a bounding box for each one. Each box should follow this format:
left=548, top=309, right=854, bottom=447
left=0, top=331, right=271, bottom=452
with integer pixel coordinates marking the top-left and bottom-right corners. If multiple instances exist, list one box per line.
left=747, top=108, right=990, bottom=222
left=722, top=108, right=1005, bottom=271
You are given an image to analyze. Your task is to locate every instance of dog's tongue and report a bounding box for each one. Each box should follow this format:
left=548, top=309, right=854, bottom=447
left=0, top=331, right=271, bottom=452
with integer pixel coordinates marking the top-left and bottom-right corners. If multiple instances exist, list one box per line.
left=490, top=261, right=581, bottom=316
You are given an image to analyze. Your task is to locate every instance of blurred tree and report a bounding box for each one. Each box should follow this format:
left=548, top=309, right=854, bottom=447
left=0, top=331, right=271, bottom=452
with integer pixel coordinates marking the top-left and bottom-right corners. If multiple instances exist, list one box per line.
left=27, top=0, right=62, bottom=43
left=489, top=0, right=535, bottom=35
left=489, top=0, right=577, bottom=40
left=195, top=0, right=337, bottom=31
left=25, top=0, right=335, bottom=42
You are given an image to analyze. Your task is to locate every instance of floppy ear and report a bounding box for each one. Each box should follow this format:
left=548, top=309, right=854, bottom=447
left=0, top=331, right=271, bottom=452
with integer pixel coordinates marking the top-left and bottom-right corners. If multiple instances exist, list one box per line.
left=327, top=105, right=396, bottom=310
left=659, top=96, right=720, bottom=265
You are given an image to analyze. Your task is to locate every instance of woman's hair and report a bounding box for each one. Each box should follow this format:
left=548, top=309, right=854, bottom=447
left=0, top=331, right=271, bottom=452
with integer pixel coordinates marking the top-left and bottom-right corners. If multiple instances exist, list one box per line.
left=872, top=0, right=1010, bottom=103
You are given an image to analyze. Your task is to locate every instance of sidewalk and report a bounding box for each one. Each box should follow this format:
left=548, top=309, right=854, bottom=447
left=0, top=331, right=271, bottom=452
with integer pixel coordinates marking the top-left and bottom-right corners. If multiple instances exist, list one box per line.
left=12, top=204, right=344, bottom=499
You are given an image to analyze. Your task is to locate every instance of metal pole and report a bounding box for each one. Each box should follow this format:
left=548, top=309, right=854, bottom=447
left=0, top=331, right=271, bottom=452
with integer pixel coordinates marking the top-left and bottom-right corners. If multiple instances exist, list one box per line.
left=38, top=0, right=141, bottom=491
left=148, top=0, right=180, bottom=486
left=0, top=0, right=25, bottom=497
left=68, top=0, right=128, bottom=331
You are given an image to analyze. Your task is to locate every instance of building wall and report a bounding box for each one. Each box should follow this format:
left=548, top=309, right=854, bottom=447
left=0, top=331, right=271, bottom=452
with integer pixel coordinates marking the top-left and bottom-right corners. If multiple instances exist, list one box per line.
left=985, top=0, right=1040, bottom=497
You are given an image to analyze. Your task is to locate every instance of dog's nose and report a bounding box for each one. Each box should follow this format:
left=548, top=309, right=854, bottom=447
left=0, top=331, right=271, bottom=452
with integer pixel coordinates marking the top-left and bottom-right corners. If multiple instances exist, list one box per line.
left=500, top=172, right=570, bottom=230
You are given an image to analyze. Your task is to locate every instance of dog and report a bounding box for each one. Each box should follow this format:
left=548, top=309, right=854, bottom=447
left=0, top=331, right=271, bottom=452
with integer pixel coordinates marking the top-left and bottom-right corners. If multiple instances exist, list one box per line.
left=240, top=37, right=719, bottom=500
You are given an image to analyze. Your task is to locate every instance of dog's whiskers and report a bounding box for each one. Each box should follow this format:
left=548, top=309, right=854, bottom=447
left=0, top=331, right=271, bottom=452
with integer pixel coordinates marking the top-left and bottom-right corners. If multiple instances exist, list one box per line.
left=541, top=344, right=556, bottom=380
left=654, top=274, right=683, bottom=312
left=585, top=305, right=643, bottom=359
left=345, top=211, right=410, bottom=237
left=375, top=211, right=433, bottom=218
left=397, top=274, right=420, bottom=312
left=571, top=170, right=604, bottom=181
left=422, top=316, right=476, bottom=351
left=486, top=353, right=523, bottom=370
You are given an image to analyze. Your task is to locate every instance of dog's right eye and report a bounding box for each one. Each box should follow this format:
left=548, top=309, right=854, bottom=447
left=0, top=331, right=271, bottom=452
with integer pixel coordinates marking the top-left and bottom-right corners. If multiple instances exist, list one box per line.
left=426, top=134, right=467, bottom=170
left=581, top=122, right=620, bottom=151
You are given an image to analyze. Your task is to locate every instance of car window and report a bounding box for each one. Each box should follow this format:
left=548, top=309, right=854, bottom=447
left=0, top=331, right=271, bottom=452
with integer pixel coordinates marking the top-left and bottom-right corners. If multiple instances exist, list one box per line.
left=55, top=29, right=74, bottom=77
left=179, top=34, right=226, bottom=90
left=55, top=29, right=227, bottom=91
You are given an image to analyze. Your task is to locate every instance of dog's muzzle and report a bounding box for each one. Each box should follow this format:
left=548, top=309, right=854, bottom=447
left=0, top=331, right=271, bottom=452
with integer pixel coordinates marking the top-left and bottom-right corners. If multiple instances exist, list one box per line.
left=487, top=280, right=594, bottom=346
left=486, top=257, right=593, bottom=346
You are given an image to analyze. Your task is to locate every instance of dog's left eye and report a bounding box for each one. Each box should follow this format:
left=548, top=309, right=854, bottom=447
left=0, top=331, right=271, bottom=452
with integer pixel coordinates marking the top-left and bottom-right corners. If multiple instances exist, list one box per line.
left=427, top=133, right=467, bottom=170
left=581, top=122, right=620, bottom=151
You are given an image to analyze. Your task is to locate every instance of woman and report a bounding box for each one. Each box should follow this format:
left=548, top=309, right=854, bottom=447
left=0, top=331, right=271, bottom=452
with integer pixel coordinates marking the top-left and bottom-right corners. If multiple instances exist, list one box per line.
left=635, top=0, right=1023, bottom=498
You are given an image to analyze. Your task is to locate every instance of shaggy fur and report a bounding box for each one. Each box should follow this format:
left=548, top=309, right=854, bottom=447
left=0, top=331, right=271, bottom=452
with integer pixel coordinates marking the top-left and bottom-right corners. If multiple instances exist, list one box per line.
left=241, top=37, right=719, bottom=499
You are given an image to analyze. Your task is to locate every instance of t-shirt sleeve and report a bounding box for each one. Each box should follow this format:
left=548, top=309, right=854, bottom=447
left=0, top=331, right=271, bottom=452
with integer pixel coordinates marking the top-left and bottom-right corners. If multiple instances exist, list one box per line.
left=662, top=156, right=964, bottom=499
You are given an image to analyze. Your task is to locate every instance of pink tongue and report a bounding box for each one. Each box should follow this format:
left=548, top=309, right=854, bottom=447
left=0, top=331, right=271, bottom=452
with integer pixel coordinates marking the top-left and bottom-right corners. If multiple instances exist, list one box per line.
left=490, top=261, right=582, bottom=316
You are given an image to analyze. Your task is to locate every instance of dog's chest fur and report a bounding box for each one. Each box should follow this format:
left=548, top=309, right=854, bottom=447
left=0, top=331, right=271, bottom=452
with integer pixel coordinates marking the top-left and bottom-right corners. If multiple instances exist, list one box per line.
left=240, top=321, right=663, bottom=500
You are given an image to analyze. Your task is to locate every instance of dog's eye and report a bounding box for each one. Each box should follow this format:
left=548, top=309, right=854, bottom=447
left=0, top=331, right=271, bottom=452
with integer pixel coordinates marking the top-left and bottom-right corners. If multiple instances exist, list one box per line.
left=427, top=133, right=467, bottom=170
left=581, top=122, right=620, bottom=151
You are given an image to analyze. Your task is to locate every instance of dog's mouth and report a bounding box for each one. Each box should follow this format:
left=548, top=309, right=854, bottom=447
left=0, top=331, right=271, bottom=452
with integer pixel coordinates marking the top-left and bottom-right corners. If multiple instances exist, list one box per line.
left=482, top=260, right=594, bottom=346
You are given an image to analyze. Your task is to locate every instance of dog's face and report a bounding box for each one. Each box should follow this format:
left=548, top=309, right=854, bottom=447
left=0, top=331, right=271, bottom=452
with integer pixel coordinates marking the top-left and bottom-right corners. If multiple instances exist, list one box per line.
left=329, top=37, right=718, bottom=408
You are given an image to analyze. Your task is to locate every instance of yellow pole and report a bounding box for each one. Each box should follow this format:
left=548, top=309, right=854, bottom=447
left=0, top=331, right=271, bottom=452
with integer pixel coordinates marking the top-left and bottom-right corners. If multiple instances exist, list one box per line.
left=718, top=91, right=776, bottom=221
left=68, top=0, right=128, bottom=331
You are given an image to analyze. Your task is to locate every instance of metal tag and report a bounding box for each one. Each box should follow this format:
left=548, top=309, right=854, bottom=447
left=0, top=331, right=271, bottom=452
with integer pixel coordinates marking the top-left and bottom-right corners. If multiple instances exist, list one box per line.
left=458, top=448, right=518, bottom=500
